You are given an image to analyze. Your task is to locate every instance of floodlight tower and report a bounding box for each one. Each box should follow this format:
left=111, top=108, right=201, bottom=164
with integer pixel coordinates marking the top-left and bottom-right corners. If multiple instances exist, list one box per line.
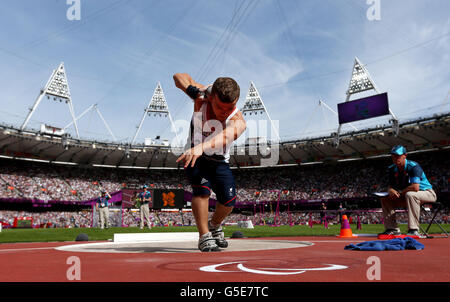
left=21, top=62, right=80, bottom=138
left=333, top=57, right=398, bottom=147
left=131, top=82, right=180, bottom=146
left=241, top=81, right=281, bottom=142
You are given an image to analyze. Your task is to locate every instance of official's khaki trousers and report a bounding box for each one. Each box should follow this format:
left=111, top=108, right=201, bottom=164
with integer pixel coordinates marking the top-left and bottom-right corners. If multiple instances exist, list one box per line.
left=99, top=207, right=109, bottom=229
left=140, top=203, right=152, bottom=229
left=381, top=189, right=437, bottom=230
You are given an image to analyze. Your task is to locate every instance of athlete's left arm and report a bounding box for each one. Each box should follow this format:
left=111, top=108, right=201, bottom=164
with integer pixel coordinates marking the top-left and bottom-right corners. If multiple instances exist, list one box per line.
left=176, top=112, right=246, bottom=168
left=204, top=111, right=247, bottom=151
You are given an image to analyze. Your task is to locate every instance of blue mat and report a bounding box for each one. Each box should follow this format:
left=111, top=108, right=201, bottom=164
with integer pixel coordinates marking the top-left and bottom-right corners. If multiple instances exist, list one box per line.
left=344, top=237, right=424, bottom=251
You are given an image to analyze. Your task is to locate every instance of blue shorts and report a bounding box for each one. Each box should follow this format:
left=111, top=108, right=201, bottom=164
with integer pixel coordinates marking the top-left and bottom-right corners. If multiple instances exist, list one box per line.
left=185, top=156, right=237, bottom=207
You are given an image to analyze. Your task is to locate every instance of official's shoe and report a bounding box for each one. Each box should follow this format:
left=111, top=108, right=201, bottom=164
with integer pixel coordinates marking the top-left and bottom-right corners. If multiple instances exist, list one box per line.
left=209, top=221, right=228, bottom=248
left=198, top=232, right=221, bottom=252
left=378, top=229, right=401, bottom=236
left=406, top=229, right=421, bottom=237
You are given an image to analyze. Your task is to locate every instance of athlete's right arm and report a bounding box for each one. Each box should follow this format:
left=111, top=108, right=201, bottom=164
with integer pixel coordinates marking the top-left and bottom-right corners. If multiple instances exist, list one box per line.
left=173, top=73, right=203, bottom=98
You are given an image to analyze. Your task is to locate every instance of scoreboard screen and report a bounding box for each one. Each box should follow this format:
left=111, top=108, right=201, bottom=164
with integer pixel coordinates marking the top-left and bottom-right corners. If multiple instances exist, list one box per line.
left=152, top=189, right=185, bottom=209
left=338, top=92, right=389, bottom=124
left=13, top=217, right=33, bottom=228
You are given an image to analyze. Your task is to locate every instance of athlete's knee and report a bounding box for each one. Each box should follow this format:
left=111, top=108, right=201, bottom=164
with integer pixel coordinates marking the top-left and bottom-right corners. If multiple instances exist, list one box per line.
left=221, top=195, right=237, bottom=207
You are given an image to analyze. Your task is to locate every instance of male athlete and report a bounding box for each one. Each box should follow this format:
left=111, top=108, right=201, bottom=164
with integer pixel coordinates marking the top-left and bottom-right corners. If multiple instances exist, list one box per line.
left=379, top=145, right=437, bottom=236
left=173, top=73, right=247, bottom=252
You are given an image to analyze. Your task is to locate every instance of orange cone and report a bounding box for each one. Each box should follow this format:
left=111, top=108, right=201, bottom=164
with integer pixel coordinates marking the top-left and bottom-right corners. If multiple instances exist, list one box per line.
left=338, top=215, right=357, bottom=238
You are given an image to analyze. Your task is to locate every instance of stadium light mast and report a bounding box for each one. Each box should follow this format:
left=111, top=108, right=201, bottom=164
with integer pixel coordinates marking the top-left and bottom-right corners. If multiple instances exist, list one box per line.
left=241, top=81, right=281, bottom=142
left=333, top=57, right=398, bottom=147
left=21, top=62, right=80, bottom=138
left=131, top=82, right=180, bottom=146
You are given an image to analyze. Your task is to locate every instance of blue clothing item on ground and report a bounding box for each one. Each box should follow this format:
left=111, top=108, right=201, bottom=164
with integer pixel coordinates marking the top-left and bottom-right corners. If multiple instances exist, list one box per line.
left=344, top=237, right=424, bottom=251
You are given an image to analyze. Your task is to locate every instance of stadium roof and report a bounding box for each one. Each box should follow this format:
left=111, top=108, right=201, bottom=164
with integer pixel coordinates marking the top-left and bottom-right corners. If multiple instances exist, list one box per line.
left=0, top=112, right=448, bottom=169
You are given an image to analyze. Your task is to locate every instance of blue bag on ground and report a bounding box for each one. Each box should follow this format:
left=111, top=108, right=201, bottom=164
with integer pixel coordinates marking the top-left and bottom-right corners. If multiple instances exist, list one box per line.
left=344, top=237, right=424, bottom=251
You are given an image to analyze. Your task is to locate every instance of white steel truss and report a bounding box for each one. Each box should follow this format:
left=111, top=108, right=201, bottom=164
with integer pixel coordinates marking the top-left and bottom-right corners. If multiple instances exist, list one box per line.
left=334, top=57, right=398, bottom=147
left=21, top=62, right=80, bottom=138
left=131, top=82, right=180, bottom=145
left=241, top=81, right=280, bottom=142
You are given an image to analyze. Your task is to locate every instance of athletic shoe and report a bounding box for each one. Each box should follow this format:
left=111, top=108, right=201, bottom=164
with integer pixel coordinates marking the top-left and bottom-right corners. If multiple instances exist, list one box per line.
left=406, top=229, right=421, bottom=237
left=209, top=221, right=228, bottom=248
left=198, top=232, right=221, bottom=252
left=378, top=229, right=401, bottom=236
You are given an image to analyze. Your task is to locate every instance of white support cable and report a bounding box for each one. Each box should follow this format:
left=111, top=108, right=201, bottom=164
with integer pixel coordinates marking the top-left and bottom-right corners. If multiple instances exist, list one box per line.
left=67, top=99, right=80, bottom=139
left=300, top=103, right=319, bottom=138
left=438, top=90, right=450, bottom=113
left=320, top=101, right=330, bottom=131
left=131, top=107, right=148, bottom=145
left=167, top=111, right=181, bottom=147
left=260, top=97, right=281, bottom=143
left=94, top=106, right=117, bottom=142
left=21, top=93, right=45, bottom=131
left=64, top=104, right=95, bottom=130
left=319, top=100, right=358, bottom=131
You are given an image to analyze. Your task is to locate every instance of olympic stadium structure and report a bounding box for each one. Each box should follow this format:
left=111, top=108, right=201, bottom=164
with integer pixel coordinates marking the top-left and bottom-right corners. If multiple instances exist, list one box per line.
left=0, top=111, right=448, bottom=169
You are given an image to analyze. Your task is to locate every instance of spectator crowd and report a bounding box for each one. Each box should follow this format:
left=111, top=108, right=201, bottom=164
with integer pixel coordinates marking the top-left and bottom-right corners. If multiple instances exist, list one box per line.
left=0, top=150, right=448, bottom=228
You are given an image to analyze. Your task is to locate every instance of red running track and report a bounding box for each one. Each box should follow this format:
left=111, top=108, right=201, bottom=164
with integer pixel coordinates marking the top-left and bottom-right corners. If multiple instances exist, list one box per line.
left=0, top=236, right=448, bottom=282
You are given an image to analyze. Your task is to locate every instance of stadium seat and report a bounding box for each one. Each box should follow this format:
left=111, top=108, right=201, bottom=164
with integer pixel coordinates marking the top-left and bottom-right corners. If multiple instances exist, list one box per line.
left=419, top=202, right=448, bottom=238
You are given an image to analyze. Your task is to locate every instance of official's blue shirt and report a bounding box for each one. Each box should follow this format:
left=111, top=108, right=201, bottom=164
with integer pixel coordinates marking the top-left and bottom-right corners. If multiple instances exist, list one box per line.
left=139, top=191, right=152, bottom=203
left=97, top=196, right=110, bottom=208
left=388, top=159, right=433, bottom=191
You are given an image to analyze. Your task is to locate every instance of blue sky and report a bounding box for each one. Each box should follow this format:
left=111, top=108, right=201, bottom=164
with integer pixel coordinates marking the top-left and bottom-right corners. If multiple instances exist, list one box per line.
left=0, top=0, right=449, bottom=144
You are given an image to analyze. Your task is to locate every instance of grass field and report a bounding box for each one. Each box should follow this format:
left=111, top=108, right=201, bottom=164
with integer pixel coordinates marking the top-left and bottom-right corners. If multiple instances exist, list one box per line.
left=0, top=224, right=449, bottom=243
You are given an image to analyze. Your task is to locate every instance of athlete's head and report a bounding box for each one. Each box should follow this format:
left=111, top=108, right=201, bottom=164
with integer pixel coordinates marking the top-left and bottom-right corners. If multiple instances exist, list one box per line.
left=210, top=77, right=240, bottom=120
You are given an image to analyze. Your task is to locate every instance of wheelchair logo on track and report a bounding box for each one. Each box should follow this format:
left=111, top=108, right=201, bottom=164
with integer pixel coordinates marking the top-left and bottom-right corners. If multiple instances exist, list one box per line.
left=199, top=261, right=348, bottom=275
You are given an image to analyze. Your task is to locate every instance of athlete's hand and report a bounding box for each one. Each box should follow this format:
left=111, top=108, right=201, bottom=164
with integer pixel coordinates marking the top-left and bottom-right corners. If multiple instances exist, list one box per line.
left=199, top=84, right=212, bottom=99
left=176, top=144, right=203, bottom=168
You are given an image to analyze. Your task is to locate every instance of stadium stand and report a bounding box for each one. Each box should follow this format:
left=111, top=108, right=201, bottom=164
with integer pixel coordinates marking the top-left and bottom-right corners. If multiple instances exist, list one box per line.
left=0, top=149, right=448, bottom=228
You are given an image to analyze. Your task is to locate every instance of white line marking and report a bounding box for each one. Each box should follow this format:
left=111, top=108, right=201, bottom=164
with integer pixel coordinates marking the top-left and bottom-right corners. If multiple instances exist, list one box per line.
left=0, top=247, right=57, bottom=253
left=309, top=240, right=365, bottom=243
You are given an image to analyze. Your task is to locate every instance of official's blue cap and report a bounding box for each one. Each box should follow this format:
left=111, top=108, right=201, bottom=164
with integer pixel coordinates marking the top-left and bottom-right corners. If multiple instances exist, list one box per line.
left=390, top=145, right=407, bottom=156
left=143, top=185, right=148, bottom=189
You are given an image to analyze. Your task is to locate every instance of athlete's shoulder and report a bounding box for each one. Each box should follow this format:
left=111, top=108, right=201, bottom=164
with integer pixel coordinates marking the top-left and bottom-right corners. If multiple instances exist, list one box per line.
left=193, top=98, right=208, bottom=112
left=229, top=109, right=245, bottom=122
